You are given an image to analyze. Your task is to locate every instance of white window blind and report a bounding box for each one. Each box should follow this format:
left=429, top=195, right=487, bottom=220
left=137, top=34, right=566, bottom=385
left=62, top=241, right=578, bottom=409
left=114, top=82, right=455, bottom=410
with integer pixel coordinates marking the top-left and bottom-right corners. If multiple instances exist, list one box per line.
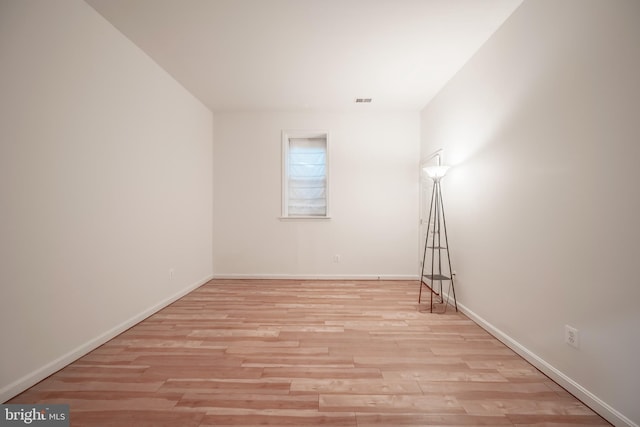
left=283, top=134, right=329, bottom=217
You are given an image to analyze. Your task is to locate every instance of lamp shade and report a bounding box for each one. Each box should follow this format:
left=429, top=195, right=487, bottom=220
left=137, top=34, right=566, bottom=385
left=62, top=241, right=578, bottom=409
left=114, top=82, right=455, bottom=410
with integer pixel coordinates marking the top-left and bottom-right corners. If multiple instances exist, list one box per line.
left=424, top=165, right=450, bottom=180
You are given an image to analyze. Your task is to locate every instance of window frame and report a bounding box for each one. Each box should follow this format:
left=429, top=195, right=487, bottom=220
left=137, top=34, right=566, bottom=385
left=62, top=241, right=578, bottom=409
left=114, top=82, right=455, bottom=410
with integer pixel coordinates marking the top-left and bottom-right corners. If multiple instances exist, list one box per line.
left=280, top=129, right=331, bottom=220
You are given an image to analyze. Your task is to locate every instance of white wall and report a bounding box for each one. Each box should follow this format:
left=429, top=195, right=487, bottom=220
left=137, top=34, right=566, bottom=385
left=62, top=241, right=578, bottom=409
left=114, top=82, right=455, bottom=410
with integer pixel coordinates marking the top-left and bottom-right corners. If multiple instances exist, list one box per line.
left=420, top=0, right=640, bottom=425
left=0, top=0, right=213, bottom=401
left=213, top=111, right=419, bottom=278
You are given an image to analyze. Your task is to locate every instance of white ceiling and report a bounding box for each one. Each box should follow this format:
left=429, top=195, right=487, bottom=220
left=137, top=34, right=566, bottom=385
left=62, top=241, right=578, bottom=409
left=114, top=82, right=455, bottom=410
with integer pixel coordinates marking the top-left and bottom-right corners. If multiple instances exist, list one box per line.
left=85, top=0, right=522, bottom=112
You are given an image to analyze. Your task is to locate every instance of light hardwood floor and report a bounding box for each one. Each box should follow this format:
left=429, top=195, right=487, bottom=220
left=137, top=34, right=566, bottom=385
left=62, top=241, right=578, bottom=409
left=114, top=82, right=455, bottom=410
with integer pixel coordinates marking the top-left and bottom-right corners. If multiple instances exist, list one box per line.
left=9, top=280, right=610, bottom=426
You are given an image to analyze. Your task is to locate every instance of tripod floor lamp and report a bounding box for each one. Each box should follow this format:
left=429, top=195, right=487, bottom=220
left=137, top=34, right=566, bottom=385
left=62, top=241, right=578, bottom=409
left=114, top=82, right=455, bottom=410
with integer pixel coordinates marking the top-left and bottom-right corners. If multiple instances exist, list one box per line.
left=418, top=162, right=458, bottom=313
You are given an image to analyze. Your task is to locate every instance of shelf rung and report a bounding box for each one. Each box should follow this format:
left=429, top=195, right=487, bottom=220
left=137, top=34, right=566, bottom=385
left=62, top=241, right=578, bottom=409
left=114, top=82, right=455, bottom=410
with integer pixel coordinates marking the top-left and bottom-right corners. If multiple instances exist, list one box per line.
left=427, top=246, right=447, bottom=249
left=423, top=274, right=451, bottom=281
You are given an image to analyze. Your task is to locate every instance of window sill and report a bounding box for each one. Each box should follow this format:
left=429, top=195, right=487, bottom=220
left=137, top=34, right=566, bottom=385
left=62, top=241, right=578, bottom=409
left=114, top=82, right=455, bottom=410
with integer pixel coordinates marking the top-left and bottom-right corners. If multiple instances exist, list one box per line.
left=279, top=216, right=332, bottom=221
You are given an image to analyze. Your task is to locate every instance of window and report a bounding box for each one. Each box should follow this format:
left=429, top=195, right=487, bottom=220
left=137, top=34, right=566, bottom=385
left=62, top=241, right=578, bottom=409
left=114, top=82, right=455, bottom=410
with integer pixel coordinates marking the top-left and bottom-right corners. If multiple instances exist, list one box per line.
left=282, top=130, right=329, bottom=218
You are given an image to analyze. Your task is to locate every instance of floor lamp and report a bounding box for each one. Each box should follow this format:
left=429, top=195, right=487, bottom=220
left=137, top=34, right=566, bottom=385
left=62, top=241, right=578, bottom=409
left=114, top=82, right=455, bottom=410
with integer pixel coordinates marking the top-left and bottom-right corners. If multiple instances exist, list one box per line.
left=418, top=163, right=458, bottom=313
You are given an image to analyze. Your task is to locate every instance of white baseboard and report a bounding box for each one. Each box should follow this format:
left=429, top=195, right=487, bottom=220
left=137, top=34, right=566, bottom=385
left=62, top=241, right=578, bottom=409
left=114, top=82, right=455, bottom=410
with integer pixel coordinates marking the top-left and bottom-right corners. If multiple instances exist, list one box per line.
left=211, top=274, right=420, bottom=280
left=0, top=274, right=213, bottom=403
left=454, top=299, right=636, bottom=427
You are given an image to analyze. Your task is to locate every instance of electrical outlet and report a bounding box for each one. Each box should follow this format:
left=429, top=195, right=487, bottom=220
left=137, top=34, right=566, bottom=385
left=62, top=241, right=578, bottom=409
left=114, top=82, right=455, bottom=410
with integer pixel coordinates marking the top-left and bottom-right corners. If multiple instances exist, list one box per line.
left=333, top=255, right=340, bottom=263
left=565, top=325, right=579, bottom=349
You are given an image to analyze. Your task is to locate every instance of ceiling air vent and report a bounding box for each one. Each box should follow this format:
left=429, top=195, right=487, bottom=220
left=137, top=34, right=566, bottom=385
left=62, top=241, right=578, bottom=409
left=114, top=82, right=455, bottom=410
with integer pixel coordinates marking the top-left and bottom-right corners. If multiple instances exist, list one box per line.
left=355, top=98, right=372, bottom=103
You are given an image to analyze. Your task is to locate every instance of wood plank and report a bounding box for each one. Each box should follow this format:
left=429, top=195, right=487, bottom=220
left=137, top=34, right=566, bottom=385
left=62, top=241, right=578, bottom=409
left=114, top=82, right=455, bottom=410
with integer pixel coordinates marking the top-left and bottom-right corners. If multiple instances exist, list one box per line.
left=319, top=393, right=464, bottom=413
left=6, top=279, right=610, bottom=426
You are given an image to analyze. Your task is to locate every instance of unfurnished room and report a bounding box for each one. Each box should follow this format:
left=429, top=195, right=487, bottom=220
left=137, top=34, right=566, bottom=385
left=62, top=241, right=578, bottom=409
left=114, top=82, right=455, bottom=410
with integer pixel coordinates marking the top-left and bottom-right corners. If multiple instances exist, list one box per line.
left=1, top=0, right=639, bottom=426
